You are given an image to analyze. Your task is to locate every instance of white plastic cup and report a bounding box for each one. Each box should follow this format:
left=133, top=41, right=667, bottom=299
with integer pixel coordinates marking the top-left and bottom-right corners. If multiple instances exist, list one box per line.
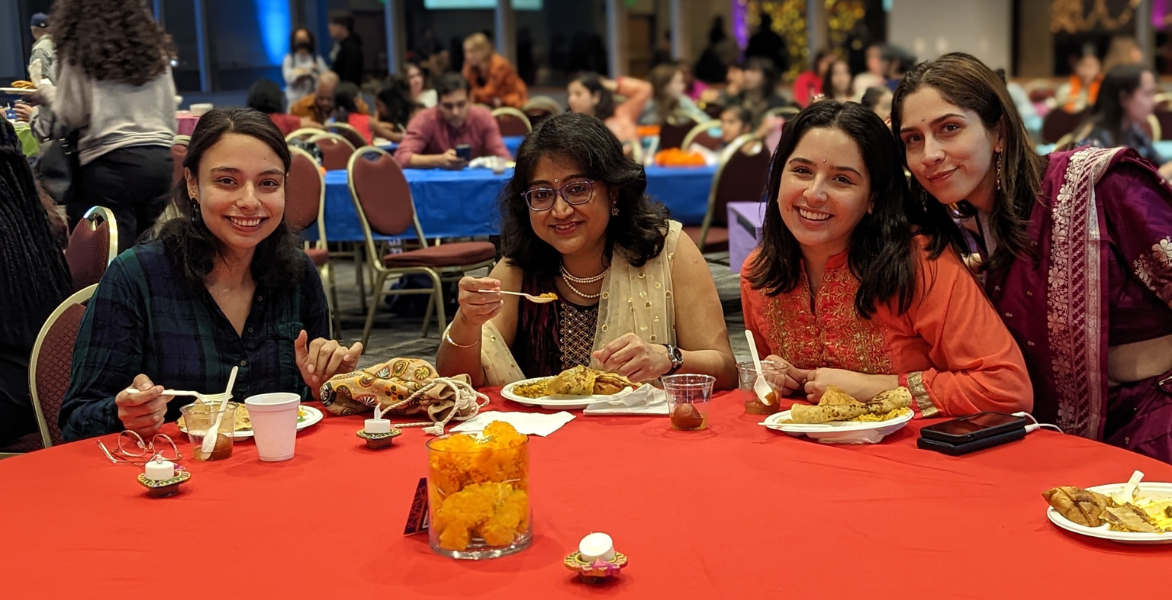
left=244, top=393, right=301, bottom=462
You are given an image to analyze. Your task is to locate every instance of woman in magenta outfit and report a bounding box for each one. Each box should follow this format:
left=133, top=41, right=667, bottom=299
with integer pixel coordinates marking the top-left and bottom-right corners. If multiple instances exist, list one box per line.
left=892, top=52, right=1172, bottom=463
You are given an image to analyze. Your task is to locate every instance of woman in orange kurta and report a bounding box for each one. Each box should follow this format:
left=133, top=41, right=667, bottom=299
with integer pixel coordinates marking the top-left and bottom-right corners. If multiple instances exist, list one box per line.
left=462, top=33, right=529, bottom=109
left=741, top=101, right=1032, bottom=418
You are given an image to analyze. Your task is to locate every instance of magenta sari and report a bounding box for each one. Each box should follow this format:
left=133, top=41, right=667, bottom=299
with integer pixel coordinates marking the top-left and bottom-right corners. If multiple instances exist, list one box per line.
left=984, top=148, right=1172, bottom=462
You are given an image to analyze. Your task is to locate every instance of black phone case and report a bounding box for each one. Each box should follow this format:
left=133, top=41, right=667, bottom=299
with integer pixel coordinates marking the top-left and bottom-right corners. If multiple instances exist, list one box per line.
left=919, top=412, right=1028, bottom=444
left=917, top=427, right=1027, bottom=456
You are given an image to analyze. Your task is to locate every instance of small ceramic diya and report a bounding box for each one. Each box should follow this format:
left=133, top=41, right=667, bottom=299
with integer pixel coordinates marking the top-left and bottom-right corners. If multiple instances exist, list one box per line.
left=356, top=428, right=402, bottom=450
left=137, top=460, right=191, bottom=498
left=564, top=533, right=627, bottom=582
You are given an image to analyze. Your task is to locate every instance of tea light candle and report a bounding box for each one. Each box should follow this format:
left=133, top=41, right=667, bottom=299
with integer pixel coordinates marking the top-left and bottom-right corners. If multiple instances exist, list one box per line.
left=364, top=418, right=391, bottom=434
left=579, top=532, right=616, bottom=562
left=144, top=458, right=175, bottom=481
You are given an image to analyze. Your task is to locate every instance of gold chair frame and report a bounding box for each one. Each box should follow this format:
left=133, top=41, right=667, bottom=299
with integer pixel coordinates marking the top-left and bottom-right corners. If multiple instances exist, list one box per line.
left=285, top=127, right=324, bottom=142
left=345, top=146, right=496, bottom=345
left=82, top=206, right=119, bottom=266
left=694, top=134, right=764, bottom=259
left=288, top=145, right=342, bottom=338
left=763, top=106, right=800, bottom=121
left=681, top=119, right=722, bottom=149
left=522, top=96, right=563, bottom=116
left=326, top=122, right=369, bottom=147
left=27, top=284, right=98, bottom=450
left=490, top=107, right=533, bottom=133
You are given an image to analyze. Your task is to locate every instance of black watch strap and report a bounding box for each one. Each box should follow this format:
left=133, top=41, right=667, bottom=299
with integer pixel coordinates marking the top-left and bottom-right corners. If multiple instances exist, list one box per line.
left=663, top=344, right=684, bottom=375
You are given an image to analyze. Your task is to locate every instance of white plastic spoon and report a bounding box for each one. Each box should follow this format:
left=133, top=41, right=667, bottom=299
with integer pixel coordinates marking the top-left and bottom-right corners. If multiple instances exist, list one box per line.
left=200, top=366, right=239, bottom=454
left=744, top=330, right=773, bottom=405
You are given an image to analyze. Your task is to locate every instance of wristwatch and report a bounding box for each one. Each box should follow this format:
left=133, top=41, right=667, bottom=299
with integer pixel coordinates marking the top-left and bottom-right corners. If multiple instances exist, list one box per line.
left=662, top=344, right=684, bottom=376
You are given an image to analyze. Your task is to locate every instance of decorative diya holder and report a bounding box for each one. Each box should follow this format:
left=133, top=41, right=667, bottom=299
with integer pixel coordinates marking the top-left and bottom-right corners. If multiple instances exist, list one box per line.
left=564, top=551, right=628, bottom=582
left=137, top=455, right=190, bottom=498
left=358, top=405, right=402, bottom=449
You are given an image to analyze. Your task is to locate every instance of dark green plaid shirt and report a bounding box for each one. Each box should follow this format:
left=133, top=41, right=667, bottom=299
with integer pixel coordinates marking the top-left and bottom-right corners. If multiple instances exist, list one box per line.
left=60, top=241, right=329, bottom=441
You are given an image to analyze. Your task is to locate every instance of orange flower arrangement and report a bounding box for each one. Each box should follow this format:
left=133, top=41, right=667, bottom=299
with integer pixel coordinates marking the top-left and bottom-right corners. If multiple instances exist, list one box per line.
left=654, top=147, right=707, bottom=167
left=428, top=421, right=530, bottom=551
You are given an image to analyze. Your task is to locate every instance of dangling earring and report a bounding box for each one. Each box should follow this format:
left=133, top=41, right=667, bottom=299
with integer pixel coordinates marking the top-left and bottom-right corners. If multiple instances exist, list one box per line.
left=995, top=152, right=1002, bottom=193
left=919, top=188, right=928, bottom=211
left=190, top=199, right=201, bottom=223
left=611, top=205, right=619, bottom=216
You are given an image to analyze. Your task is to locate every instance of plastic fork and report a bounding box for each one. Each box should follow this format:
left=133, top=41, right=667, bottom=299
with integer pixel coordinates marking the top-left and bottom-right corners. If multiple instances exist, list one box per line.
left=477, top=289, right=558, bottom=304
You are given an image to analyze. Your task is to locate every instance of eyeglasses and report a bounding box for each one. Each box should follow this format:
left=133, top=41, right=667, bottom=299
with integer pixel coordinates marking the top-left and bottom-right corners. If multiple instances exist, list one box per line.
left=440, top=100, right=468, bottom=111
left=98, top=431, right=181, bottom=466
left=522, top=179, right=595, bottom=212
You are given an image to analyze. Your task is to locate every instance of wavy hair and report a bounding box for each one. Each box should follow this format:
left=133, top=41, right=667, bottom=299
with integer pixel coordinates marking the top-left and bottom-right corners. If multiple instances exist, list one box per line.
left=159, top=109, right=304, bottom=289
left=51, top=0, right=170, bottom=87
left=571, top=73, right=616, bottom=120
left=891, top=52, right=1042, bottom=274
left=745, top=101, right=922, bottom=318
left=500, top=112, right=670, bottom=279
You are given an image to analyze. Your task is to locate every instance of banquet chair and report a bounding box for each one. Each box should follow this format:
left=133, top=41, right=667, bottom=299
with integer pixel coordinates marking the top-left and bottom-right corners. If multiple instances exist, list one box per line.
left=287, top=146, right=342, bottom=337
left=327, top=122, right=369, bottom=148
left=491, top=107, right=533, bottom=136
left=26, top=284, right=97, bottom=450
left=522, top=96, right=561, bottom=130
left=658, top=110, right=700, bottom=151
left=1041, top=108, right=1087, bottom=144
left=763, top=106, right=800, bottom=121
left=1155, top=109, right=1172, bottom=141
left=65, top=206, right=118, bottom=291
left=346, top=146, right=497, bottom=345
left=285, top=128, right=323, bottom=142
left=170, top=135, right=190, bottom=189
left=309, top=132, right=357, bottom=171
left=686, top=134, right=770, bottom=259
left=681, top=119, right=723, bottom=151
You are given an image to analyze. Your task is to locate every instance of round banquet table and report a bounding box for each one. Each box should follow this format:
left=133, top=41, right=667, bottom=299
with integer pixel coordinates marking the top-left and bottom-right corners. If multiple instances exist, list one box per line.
left=3, top=390, right=1171, bottom=598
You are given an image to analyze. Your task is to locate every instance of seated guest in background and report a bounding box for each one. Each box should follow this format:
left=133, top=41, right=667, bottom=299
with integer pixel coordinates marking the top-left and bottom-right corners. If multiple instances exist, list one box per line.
left=60, top=109, right=362, bottom=441
left=246, top=79, right=306, bottom=136
left=567, top=72, right=652, bottom=151
left=407, top=61, right=438, bottom=108
left=894, top=52, right=1172, bottom=462
left=734, top=58, right=791, bottom=122
left=719, top=105, right=754, bottom=145
left=283, top=27, right=328, bottom=107
left=328, top=14, right=363, bottom=86
left=1075, top=64, right=1172, bottom=179
left=0, top=120, right=73, bottom=448
left=1055, top=44, right=1102, bottom=112
left=438, top=113, right=737, bottom=389
left=699, top=61, right=745, bottom=106
left=792, top=50, right=834, bottom=107
left=742, top=101, right=1031, bottom=416
left=851, top=44, right=886, bottom=101
left=860, top=86, right=892, bottom=122
left=290, top=71, right=369, bottom=126
left=883, top=45, right=916, bottom=92
left=821, top=59, right=853, bottom=103
left=371, top=75, right=417, bottom=143
left=639, top=63, right=710, bottom=126
left=333, top=81, right=373, bottom=143
left=395, top=72, right=511, bottom=169
left=462, top=32, right=528, bottom=109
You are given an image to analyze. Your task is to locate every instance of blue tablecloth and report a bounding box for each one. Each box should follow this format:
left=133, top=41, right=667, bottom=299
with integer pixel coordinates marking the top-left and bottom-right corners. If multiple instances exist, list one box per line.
left=317, top=163, right=717, bottom=242
left=378, top=135, right=527, bottom=156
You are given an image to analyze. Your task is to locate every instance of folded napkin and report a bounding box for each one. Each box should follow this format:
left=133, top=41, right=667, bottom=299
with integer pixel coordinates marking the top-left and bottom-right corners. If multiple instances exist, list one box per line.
left=449, top=410, right=575, bottom=437
left=584, top=385, right=669, bottom=416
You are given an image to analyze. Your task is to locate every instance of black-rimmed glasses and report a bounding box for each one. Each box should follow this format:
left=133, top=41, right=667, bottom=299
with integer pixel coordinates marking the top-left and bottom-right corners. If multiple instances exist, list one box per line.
left=97, top=431, right=181, bottom=466
left=522, top=179, right=595, bottom=211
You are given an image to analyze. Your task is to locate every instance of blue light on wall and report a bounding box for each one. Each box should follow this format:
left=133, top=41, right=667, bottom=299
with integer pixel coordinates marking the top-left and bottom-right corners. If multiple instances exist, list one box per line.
left=257, top=0, right=291, bottom=64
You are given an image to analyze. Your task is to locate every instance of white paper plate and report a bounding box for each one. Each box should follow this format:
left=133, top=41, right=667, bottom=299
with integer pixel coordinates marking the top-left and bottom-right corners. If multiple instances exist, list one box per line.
left=179, top=405, right=323, bottom=439
left=1046, top=482, right=1172, bottom=544
left=0, top=87, right=36, bottom=96
left=502, top=376, right=636, bottom=410
left=762, top=408, right=913, bottom=443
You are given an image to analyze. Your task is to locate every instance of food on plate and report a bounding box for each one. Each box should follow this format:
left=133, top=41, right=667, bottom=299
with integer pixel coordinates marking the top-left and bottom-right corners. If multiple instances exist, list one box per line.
left=10, top=80, right=34, bottom=89
left=785, top=386, right=912, bottom=424
left=511, top=366, right=638, bottom=399
left=1043, top=475, right=1172, bottom=533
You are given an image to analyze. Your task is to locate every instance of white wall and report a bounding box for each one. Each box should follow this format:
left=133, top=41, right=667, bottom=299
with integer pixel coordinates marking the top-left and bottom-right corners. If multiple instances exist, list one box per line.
left=889, top=0, right=1012, bottom=72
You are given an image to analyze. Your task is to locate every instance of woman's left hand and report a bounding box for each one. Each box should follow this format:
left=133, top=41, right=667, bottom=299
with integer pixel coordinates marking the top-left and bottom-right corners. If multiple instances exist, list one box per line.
left=295, top=330, right=363, bottom=399
left=592, top=333, right=672, bottom=382
left=802, top=368, right=899, bottom=403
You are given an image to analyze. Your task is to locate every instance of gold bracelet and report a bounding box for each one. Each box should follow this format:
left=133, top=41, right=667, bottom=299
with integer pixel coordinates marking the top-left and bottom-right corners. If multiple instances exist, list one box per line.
left=443, top=322, right=480, bottom=348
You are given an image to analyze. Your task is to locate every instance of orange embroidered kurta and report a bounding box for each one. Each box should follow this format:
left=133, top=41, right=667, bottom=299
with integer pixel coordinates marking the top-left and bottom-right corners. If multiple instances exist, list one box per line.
left=741, top=240, right=1033, bottom=418
left=463, top=54, right=529, bottom=109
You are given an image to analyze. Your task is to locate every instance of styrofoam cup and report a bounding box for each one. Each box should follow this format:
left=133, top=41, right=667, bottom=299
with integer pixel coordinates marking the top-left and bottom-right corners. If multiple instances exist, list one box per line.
left=244, top=393, right=301, bottom=462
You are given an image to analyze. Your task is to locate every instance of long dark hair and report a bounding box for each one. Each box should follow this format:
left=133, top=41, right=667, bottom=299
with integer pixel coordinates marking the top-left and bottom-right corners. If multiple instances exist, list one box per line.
left=821, top=59, right=853, bottom=100
left=500, top=112, right=670, bottom=279
left=377, top=76, right=415, bottom=126
left=745, top=101, right=919, bottom=318
left=159, top=108, right=303, bottom=289
left=572, top=73, right=616, bottom=120
left=649, top=63, right=683, bottom=124
left=52, top=0, right=170, bottom=87
left=1088, top=63, right=1152, bottom=145
left=289, top=26, right=316, bottom=56
left=246, top=79, right=285, bottom=114
left=892, top=52, right=1042, bottom=274
left=744, top=57, right=779, bottom=99
left=0, top=120, right=73, bottom=338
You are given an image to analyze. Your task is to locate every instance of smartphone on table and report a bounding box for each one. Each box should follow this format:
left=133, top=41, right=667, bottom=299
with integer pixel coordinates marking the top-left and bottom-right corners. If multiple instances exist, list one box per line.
left=917, top=412, right=1028, bottom=456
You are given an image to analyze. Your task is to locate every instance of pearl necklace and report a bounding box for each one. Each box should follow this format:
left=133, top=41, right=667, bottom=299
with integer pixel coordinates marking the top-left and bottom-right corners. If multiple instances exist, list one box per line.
left=559, top=266, right=608, bottom=300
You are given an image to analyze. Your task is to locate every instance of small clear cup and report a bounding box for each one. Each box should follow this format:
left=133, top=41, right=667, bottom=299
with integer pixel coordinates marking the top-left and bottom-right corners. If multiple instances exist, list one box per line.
left=179, top=401, right=237, bottom=461
left=662, top=374, right=716, bottom=431
left=737, top=360, right=784, bottom=415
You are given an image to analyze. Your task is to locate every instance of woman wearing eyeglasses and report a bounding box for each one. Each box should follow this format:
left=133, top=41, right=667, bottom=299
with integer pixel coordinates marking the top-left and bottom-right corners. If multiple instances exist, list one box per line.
left=437, top=113, right=737, bottom=388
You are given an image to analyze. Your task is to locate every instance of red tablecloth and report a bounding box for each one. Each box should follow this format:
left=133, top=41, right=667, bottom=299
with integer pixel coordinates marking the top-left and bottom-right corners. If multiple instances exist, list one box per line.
left=3, top=390, right=1171, bottom=598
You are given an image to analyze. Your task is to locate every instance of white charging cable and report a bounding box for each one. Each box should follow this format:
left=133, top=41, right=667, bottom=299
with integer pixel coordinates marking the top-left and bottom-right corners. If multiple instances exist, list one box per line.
left=1013, top=411, right=1063, bottom=434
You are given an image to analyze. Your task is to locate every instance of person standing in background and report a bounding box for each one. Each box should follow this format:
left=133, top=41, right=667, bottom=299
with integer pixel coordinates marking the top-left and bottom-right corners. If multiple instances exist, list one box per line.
left=28, top=13, right=56, bottom=84
left=462, top=33, right=528, bottom=109
left=283, top=27, right=328, bottom=107
left=48, top=0, right=176, bottom=253
left=745, top=14, right=789, bottom=75
left=328, top=14, right=364, bottom=86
